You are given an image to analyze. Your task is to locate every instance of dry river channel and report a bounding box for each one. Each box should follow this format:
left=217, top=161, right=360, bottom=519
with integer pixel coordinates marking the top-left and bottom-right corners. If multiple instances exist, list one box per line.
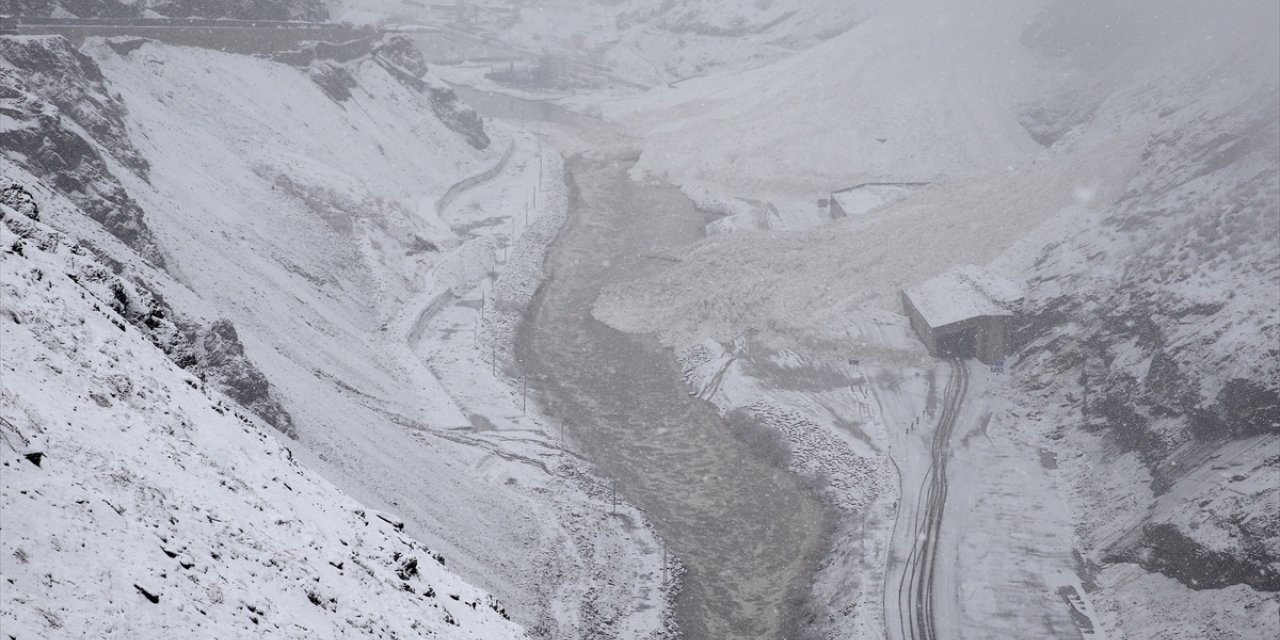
left=515, top=149, right=833, bottom=639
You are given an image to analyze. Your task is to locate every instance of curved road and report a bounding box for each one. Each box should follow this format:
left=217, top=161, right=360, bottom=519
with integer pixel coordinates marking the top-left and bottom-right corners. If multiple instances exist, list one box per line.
left=896, top=358, right=969, bottom=640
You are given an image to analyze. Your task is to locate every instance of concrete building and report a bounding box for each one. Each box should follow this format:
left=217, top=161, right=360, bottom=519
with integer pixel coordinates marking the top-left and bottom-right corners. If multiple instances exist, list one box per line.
left=829, top=181, right=928, bottom=218
left=901, top=265, right=1022, bottom=363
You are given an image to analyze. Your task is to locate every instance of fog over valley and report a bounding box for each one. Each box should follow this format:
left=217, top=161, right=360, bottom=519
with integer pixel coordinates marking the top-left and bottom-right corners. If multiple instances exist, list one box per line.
left=1, top=1, right=1277, bottom=639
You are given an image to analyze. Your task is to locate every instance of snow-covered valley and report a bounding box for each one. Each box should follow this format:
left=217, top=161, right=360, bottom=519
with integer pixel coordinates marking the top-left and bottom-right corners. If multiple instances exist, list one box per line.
left=2, top=27, right=673, bottom=639
left=3, top=0, right=1278, bottom=638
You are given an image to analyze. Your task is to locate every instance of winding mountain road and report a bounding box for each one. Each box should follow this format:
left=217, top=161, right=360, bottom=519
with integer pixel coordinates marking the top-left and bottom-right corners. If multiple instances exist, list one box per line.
left=896, top=358, right=969, bottom=640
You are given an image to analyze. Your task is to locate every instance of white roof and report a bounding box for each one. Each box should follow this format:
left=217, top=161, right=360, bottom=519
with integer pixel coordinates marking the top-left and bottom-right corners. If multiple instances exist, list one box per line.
left=904, top=264, right=1022, bottom=328
left=831, top=182, right=927, bottom=216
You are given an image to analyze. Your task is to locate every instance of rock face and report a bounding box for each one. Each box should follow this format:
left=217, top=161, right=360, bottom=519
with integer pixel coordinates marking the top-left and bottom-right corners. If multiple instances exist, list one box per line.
left=1, top=193, right=297, bottom=436
left=3, top=0, right=328, bottom=21
left=0, top=197, right=522, bottom=639
left=187, top=318, right=296, bottom=437
left=372, top=35, right=490, bottom=151
left=308, top=61, right=357, bottom=102
left=0, top=35, right=164, bottom=267
left=1013, top=0, right=1280, bottom=611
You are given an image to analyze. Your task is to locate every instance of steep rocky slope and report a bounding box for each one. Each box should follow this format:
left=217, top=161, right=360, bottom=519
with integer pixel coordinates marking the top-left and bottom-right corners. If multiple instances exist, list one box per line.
left=1007, top=1, right=1280, bottom=633
left=0, top=36, right=162, bottom=266
left=0, top=28, right=670, bottom=638
left=1, top=201, right=521, bottom=638
left=590, top=0, right=1278, bottom=637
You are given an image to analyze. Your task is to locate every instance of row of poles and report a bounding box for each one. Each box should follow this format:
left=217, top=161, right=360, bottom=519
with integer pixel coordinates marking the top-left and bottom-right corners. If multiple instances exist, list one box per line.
left=474, top=137, right=545, bottom=410
left=469, top=138, right=675, bottom=588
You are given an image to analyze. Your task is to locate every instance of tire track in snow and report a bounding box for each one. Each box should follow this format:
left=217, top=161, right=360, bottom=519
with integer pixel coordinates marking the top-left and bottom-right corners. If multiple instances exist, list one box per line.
left=895, top=358, right=968, bottom=640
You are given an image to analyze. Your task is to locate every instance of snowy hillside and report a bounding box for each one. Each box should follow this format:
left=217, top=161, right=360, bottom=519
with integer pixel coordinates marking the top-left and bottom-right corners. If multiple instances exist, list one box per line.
left=332, top=0, right=864, bottom=86
left=2, top=29, right=671, bottom=639
left=504, top=0, right=868, bottom=85
left=1, top=202, right=522, bottom=638
left=590, top=0, right=1278, bottom=638
left=5, top=0, right=328, bottom=21
left=617, top=0, right=1045, bottom=202
left=2, top=0, right=1275, bottom=638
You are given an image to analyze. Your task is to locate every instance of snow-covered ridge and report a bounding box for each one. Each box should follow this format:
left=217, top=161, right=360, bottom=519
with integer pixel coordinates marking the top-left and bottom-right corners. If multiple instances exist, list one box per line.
left=0, top=202, right=524, bottom=638
left=0, top=35, right=164, bottom=265
left=23, top=0, right=328, bottom=22
left=2, top=27, right=673, bottom=638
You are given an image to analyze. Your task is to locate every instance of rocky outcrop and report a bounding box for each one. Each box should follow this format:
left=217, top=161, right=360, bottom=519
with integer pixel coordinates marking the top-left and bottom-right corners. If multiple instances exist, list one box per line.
left=183, top=318, right=296, bottom=437
left=1015, top=7, right=1280, bottom=598
left=1, top=191, right=295, bottom=437
left=0, top=36, right=164, bottom=266
left=371, top=33, right=427, bottom=78
left=372, top=35, right=490, bottom=151
left=308, top=61, right=357, bottom=102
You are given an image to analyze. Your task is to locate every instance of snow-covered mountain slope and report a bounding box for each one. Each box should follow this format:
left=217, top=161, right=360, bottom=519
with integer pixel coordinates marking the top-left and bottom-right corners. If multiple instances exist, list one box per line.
left=1, top=32, right=670, bottom=638
left=1003, top=3, right=1280, bottom=635
left=1, top=203, right=522, bottom=638
left=0, top=35, right=165, bottom=266
left=333, top=0, right=864, bottom=87
left=591, top=0, right=1278, bottom=637
left=4, top=0, right=327, bottom=21
left=611, top=0, right=1044, bottom=205
left=506, top=0, right=869, bottom=85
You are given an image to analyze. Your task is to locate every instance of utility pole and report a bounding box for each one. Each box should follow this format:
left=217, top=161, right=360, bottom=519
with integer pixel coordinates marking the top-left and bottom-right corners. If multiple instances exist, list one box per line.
left=1081, top=362, right=1090, bottom=419
left=492, top=341, right=497, bottom=376
left=661, top=543, right=667, bottom=585
left=521, top=375, right=527, bottom=414
left=611, top=478, right=617, bottom=516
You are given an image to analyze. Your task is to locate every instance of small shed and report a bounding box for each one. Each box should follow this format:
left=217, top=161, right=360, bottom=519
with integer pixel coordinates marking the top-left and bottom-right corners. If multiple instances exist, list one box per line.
left=901, top=265, right=1022, bottom=363
left=830, top=182, right=929, bottom=218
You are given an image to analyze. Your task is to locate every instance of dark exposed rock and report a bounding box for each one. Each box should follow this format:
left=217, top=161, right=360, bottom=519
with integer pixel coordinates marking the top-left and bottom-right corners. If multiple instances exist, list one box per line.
left=1191, top=379, right=1280, bottom=440
left=0, top=184, right=40, bottom=221
left=0, top=37, right=148, bottom=177
left=133, top=584, right=160, bottom=603
left=308, top=61, right=357, bottom=102
left=2, top=192, right=295, bottom=438
left=424, top=84, right=490, bottom=151
left=374, top=511, right=404, bottom=531
left=0, top=37, right=164, bottom=266
left=186, top=319, right=297, bottom=438
left=1112, top=523, right=1280, bottom=592
left=370, top=36, right=489, bottom=151
left=105, top=38, right=149, bottom=56
left=406, top=235, right=438, bottom=254
left=1016, top=99, right=1099, bottom=148
left=395, top=556, right=419, bottom=581
left=372, top=34, right=427, bottom=78
left=1014, top=41, right=1280, bottom=596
